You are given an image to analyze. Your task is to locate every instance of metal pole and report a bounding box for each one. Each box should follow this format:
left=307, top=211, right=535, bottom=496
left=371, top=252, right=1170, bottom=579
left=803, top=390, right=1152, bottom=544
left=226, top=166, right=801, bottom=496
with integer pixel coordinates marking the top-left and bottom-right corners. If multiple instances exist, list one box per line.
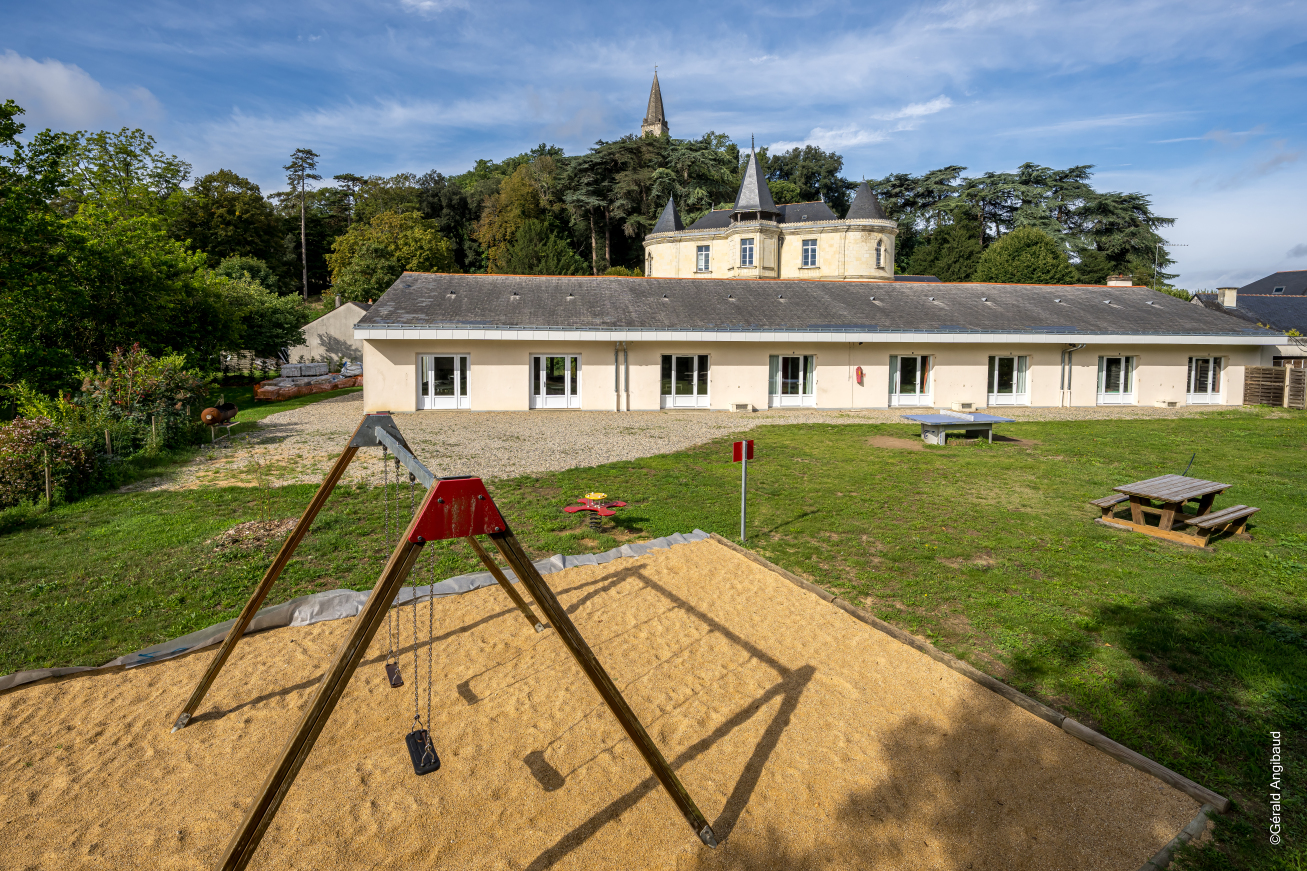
left=740, top=453, right=747, bottom=543
left=44, top=449, right=51, bottom=505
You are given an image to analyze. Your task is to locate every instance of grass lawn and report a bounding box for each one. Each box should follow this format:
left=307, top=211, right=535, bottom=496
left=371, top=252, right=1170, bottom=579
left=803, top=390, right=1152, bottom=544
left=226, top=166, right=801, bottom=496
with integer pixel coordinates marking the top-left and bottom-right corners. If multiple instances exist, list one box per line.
left=1, top=408, right=1303, bottom=869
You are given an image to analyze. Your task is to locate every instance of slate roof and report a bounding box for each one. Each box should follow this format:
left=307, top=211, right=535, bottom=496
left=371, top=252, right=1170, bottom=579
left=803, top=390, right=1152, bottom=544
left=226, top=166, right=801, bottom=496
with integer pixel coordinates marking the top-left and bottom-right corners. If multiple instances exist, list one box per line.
left=652, top=197, right=683, bottom=233
left=685, top=201, right=838, bottom=231
left=356, top=273, right=1276, bottom=338
left=1240, top=270, right=1307, bottom=296
left=1234, top=296, right=1307, bottom=332
left=846, top=182, right=888, bottom=220
left=733, top=150, right=777, bottom=214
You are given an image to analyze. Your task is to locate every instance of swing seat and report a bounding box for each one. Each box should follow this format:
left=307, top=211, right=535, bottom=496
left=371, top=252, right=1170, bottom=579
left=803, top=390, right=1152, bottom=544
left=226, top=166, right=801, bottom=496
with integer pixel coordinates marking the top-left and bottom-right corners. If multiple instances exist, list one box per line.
left=406, top=729, right=441, bottom=776
left=385, top=663, right=403, bottom=688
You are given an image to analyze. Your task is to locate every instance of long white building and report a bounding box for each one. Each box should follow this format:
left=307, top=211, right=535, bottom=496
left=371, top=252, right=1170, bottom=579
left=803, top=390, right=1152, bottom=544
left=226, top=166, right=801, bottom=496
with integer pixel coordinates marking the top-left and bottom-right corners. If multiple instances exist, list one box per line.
left=354, top=273, right=1285, bottom=413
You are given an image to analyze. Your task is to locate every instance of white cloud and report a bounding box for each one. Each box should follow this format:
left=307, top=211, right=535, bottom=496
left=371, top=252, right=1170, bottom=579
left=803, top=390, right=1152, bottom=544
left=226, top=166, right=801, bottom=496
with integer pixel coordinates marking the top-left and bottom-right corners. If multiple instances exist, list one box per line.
left=875, top=96, right=953, bottom=121
left=398, top=0, right=469, bottom=16
left=770, top=125, right=890, bottom=152
left=0, top=50, right=159, bottom=130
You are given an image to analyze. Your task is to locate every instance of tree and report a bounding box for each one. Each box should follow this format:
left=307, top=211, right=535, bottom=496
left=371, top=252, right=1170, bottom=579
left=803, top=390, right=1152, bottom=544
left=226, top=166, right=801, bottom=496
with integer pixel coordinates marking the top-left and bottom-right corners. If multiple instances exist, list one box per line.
left=767, top=179, right=803, bottom=205
left=55, top=127, right=191, bottom=221
left=174, top=169, right=284, bottom=279
left=215, top=272, right=307, bottom=357
left=332, top=173, right=366, bottom=226
left=284, top=148, right=321, bottom=299
left=214, top=255, right=280, bottom=290
left=500, top=220, right=588, bottom=275
left=906, top=217, right=983, bottom=282
left=417, top=171, right=478, bottom=272
left=973, top=226, right=1078, bottom=285
left=763, top=145, right=857, bottom=213
left=476, top=166, right=545, bottom=273
left=326, top=210, right=457, bottom=301
left=0, top=100, right=79, bottom=394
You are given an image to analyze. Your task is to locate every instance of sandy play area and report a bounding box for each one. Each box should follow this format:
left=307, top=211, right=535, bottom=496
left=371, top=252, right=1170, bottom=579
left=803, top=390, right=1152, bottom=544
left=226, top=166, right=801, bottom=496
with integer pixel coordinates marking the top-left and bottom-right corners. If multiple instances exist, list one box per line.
left=1, top=538, right=1197, bottom=870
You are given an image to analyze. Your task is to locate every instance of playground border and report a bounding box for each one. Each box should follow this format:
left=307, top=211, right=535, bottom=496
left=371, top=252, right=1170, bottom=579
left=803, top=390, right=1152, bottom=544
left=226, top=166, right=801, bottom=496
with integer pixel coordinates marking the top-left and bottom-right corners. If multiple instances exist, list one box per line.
left=707, top=533, right=1226, bottom=870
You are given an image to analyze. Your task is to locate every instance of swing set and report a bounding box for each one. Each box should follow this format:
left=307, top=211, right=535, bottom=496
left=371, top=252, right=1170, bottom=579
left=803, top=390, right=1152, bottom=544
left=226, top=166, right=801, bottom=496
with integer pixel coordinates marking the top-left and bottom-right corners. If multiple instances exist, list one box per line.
left=170, top=413, right=718, bottom=871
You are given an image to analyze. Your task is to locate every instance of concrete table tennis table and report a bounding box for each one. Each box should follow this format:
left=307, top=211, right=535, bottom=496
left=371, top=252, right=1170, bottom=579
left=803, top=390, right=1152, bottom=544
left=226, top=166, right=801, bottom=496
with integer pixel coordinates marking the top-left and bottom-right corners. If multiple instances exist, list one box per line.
left=900, top=410, right=1015, bottom=445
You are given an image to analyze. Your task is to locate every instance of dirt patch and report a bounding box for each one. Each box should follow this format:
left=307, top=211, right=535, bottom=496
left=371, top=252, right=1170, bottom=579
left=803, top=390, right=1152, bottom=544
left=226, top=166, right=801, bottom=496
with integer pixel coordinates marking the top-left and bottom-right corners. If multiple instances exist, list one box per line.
left=939, top=552, right=999, bottom=569
left=992, top=435, right=1040, bottom=447
left=867, top=435, right=924, bottom=451
left=205, top=518, right=297, bottom=551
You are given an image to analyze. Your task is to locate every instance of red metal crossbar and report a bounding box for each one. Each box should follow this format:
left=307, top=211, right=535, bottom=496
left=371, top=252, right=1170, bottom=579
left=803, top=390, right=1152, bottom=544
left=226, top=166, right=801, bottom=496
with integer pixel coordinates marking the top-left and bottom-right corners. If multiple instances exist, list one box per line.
left=408, top=476, right=508, bottom=542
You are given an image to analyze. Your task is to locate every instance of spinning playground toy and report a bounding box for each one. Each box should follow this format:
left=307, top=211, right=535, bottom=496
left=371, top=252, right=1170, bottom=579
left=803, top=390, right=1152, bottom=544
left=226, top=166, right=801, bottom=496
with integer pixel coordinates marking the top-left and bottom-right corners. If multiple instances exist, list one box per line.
left=169, top=413, right=717, bottom=871
left=564, top=491, right=627, bottom=530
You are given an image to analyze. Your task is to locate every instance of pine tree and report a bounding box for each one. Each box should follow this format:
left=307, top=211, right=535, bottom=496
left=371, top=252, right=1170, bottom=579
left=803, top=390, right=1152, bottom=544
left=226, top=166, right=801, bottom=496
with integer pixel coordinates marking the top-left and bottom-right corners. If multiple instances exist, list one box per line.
left=284, top=148, right=321, bottom=299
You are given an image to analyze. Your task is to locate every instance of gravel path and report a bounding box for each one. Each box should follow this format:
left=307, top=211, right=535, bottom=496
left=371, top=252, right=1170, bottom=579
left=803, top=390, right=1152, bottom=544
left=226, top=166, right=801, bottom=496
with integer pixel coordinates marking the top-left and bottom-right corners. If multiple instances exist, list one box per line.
left=134, top=392, right=1240, bottom=491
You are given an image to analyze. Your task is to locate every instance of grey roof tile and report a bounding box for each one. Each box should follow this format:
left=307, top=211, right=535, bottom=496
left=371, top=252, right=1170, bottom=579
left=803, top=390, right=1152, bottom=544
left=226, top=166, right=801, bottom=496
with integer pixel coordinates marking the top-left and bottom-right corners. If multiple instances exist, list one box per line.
left=733, top=150, right=777, bottom=214
left=357, top=273, right=1276, bottom=337
left=846, top=182, right=887, bottom=220
left=1239, top=270, right=1307, bottom=296
left=651, top=196, right=684, bottom=233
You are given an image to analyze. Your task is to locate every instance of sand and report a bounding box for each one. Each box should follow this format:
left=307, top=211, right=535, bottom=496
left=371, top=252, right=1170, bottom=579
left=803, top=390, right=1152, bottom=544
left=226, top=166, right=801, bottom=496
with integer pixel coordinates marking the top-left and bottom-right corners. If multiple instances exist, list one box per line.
left=0, top=539, right=1197, bottom=870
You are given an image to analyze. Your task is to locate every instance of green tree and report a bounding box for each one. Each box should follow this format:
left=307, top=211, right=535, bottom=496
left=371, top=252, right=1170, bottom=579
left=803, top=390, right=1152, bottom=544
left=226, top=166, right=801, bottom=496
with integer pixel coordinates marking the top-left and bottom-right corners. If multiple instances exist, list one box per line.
left=283, top=148, right=321, bottom=299
left=215, top=273, right=307, bottom=357
left=174, top=169, right=284, bottom=279
left=476, top=166, right=545, bottom=273
left=0, top=100, right=79, bottom=394
left=762, top=145, right=857, bottom=213
left=326, top=210, right=457, bottom=301
left=332, top=173, right=366, bottom=226
left=417, top=171, right=478, bottom=272
left=214, top=255, right=280, bottom=291
left=500, top=219, right=588, bottom=275
left=767, top=179, right=803, bottom=205
left=906, top=217, right=984, bottom=281
left=55, top=127, right=191, bottom=221
left=973, top=226, right=1078, bottom=285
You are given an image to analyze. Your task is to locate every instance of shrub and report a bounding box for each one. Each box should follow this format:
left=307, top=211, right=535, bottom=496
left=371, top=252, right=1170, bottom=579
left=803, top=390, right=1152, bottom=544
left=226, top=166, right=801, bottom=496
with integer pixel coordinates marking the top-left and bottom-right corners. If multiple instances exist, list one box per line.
left=973, top=226, right=1078, bottom=285
left=75, top=344, right=209, bottom=450
left=0, top=416, right=93, bottom=508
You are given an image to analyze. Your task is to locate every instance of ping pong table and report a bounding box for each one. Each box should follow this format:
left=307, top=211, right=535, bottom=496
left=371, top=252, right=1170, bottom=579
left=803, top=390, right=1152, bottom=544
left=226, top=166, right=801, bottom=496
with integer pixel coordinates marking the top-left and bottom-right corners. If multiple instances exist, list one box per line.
left=900, top=410, right=1015, bottom=445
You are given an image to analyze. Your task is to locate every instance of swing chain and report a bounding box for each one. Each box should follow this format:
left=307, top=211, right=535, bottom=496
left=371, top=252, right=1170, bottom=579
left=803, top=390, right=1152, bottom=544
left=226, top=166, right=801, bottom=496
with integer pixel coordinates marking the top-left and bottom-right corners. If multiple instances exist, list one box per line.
left=382, top=446, right=397, bottom=667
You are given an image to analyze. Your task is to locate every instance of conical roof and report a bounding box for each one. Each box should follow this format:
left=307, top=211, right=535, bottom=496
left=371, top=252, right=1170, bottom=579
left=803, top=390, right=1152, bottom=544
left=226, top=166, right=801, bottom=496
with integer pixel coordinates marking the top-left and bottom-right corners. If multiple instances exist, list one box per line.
left=651, top=196, right=683, bottom=233
left=846, top=182, right=887, bottom=220
left=733, top=148, right=777, bottom=215
left=643, top=72, right=667, bottom=127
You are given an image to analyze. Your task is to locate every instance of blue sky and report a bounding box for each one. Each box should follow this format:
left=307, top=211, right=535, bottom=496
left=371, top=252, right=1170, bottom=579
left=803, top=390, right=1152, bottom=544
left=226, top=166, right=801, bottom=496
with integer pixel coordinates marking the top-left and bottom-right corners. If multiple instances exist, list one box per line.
left=4, top=0, right=1306, bottom=287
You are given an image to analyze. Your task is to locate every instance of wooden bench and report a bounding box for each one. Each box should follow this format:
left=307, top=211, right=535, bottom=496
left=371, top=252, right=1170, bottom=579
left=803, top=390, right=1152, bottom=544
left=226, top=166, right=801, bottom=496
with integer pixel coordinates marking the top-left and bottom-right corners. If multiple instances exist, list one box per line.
left=1185, top=505, right=1259, bottom=545
left=1089, top=493, right=1128, bottom=519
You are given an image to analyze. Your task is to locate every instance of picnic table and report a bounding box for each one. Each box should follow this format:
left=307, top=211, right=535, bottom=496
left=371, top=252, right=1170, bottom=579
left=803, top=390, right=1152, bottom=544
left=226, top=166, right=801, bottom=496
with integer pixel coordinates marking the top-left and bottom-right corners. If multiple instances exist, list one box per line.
left=900, top=410, right=1015, bottom=445
left=1091, top=474, right=1259, bottom=547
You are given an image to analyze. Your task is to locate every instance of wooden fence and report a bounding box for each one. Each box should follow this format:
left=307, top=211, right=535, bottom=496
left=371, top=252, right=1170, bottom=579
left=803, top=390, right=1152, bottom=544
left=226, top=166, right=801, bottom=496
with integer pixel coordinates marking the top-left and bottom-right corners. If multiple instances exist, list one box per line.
left=1244, top=366, right=1307, bottom=409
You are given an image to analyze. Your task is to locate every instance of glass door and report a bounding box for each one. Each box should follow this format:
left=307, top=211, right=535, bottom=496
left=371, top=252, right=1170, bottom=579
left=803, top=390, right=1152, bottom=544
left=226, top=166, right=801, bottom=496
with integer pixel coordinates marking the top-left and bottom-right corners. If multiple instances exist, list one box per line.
left=987, top=356, right=1029, bottom=406
left=531, top=355, right=580, bottom=408
left=1186, top=357, right=1221, bottom=404
left=1097, top=356, right=1135, bottom=405
left=660, top=355, right=710, bottom=408
left=888, top=355, right=932, bottom=407
left=768, top=355, right=816, bottom=407
left=419, top=355, right=469, bottom=409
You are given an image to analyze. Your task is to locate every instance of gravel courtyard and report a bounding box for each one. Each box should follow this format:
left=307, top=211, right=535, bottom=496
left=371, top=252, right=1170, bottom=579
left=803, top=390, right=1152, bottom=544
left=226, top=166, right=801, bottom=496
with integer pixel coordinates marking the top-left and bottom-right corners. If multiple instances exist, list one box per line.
left=141, top=392, right=1234, bottom=490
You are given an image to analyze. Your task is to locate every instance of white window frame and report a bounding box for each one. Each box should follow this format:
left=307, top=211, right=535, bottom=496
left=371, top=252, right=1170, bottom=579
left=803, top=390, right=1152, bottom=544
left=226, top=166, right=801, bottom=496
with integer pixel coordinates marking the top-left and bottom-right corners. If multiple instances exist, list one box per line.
left=696, top=245, right=710, bottom=272
left=801, top=239, right=818, bottom=268
left=530, top=354, right=581, bottom=409
left=875, top=239, right=883, bottom=268
left=660, top=354, right=710, bottom=408
left=888, top=355, right=932, bottom=407
left=1097, top=356, right=1136, bottom=405
left=768, top=355, right=816, bottom=407
left=740, top=237, right=755, bottom=267
left=419, top=354, right=470, bottom=410
left=1272, top=286, right=1285, bottom=294
left=1186, top=356, right=1223, bottom=404
left=987, top=355, right=1030, bottom=406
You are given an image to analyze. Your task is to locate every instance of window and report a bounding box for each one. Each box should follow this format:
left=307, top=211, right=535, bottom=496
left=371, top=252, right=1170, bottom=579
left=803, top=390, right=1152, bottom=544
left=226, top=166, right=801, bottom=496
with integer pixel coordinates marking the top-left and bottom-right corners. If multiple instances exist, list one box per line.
left=1273, top=286, right=1285, bottom=294
left=1096, top=356, right=1135, bottom=405
left=740, top=238, right=755, bottom=267
left=696, top=245, right=710, bottom=272
left=1186, top=356, right=1222, bottom=404
left=530, top=355, right=580, bottom=408
left=645, top=254, right=652, bottom=276
left=660, top=355, right=710, bottom=408
left=419, top=355, right=470, bottom=409
left=801, top=239, right=818, bottom=268
left=888, top=355, right=932, bottom=406
left=768, top=355, right=816, bottom=407
left=987, top=356, right=1029, bottom=405
left=875, top=239, right=883, bottom=268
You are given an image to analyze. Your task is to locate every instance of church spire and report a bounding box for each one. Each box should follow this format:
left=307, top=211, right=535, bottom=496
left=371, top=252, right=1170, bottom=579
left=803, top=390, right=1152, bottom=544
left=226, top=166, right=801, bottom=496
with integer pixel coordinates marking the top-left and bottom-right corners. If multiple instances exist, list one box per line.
left=641, top=70, right=669, bottom=137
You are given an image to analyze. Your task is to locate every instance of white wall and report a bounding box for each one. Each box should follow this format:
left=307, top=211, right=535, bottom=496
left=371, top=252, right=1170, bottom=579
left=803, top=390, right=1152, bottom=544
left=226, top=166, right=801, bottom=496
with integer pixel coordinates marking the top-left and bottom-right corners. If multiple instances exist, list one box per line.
left=361, top=338, right=1264, bottom=413
left=288, top=302, right=368, bottom=363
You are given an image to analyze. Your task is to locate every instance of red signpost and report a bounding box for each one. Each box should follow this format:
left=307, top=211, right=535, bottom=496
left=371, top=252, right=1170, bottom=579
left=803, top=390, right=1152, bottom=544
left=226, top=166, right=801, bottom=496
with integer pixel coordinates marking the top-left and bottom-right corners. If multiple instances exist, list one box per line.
left=732, top=440, right=754, bottom=542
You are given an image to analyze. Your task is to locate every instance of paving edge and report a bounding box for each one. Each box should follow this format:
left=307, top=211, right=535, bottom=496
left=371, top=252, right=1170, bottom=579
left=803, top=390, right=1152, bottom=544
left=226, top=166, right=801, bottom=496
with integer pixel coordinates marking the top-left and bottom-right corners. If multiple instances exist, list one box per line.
left=706, top=533, right=1232, bottom=829
left=1136, top=804, right=1217, bottom=871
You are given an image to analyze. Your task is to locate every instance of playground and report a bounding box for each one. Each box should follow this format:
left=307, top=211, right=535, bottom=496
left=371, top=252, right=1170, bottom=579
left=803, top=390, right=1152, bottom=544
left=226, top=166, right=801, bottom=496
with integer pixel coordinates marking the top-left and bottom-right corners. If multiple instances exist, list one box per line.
left=0, top=537, right=1198, bottom=870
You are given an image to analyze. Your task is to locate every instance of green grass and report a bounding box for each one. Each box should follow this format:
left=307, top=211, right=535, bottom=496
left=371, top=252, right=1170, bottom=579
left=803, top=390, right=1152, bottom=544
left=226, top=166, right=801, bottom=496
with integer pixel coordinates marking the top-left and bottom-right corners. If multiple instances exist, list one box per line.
left=1, top=408, right=1303, bottom=868
left=207, top=383, right=362, bottom=430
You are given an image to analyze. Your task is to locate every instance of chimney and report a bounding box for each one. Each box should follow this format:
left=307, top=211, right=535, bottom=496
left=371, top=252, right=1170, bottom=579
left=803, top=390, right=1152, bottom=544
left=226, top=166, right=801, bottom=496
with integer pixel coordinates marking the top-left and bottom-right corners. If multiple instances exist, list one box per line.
left=1217, top=286, right=1238, bottom=308
left=1106, top=274, right=1133, bottom=287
